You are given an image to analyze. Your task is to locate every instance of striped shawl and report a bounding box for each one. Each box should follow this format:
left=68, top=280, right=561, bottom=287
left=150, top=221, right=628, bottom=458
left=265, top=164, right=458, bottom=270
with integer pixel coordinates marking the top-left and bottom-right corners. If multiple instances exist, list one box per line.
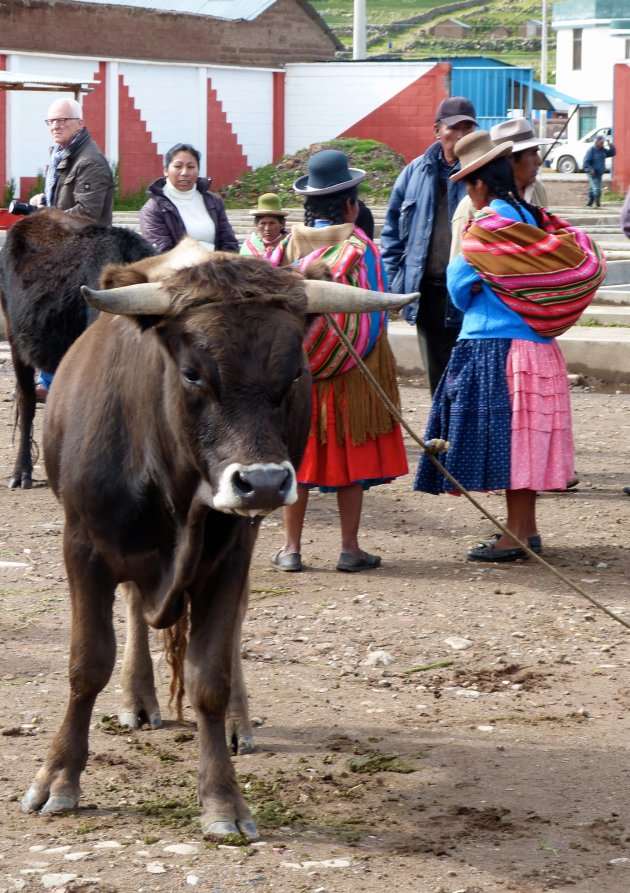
left=461, top=207, right=607, bottom=337
left=292, top=228, right=386, bottom=380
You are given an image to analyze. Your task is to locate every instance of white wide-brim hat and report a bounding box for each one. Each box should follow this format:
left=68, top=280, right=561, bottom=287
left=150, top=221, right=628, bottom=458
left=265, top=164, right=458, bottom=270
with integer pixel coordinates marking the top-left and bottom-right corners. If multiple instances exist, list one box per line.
left=490, top=117, right=554, bottom=152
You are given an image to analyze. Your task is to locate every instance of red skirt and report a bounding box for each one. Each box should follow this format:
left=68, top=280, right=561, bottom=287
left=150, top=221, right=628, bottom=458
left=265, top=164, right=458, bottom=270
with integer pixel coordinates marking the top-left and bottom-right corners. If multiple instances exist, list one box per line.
left=297, top=383, right=408, bottom=490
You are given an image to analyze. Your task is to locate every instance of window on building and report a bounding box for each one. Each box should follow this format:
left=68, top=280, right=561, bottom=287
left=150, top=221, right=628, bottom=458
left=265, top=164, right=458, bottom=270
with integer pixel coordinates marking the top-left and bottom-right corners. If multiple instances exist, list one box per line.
left=578, top=107, right=597, bottom=139
left=573, top=28, right=582, bottom=70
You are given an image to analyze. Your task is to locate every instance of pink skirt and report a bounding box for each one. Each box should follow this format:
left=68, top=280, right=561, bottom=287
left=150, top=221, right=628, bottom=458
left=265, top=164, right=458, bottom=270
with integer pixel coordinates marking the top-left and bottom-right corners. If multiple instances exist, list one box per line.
left=506, top=339, right=574, bottom=491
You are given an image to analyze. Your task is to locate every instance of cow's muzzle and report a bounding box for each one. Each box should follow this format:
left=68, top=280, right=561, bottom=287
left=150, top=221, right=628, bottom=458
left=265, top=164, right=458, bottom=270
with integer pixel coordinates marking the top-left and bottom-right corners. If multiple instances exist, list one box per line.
left=210, top=461, right=298, bottom=516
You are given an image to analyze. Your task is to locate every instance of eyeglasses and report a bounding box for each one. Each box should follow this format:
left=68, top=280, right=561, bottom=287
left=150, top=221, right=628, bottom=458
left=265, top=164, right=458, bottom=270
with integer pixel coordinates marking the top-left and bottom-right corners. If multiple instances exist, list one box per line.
left=44, top=117, right=79, bottom=127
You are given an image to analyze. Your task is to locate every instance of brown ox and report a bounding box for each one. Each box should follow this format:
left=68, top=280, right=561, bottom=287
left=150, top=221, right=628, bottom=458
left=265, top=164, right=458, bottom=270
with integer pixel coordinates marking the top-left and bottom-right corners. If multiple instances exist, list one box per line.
left=0, top=209, right=155, bottom=489
left=20, top=240, right=416, bottom=840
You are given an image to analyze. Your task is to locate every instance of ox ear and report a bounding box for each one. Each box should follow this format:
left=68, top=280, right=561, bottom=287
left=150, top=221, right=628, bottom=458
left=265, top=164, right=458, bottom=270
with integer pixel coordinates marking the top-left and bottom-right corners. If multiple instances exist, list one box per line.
left=81, top=283, right=171, bottom=316
left=303, top=280, right=420, bottom=314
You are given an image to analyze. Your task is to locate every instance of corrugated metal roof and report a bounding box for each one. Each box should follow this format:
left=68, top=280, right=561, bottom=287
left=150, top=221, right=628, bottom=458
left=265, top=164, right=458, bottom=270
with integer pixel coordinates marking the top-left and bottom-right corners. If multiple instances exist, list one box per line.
left=0, top=72, right=99, bottom=93
left=73, top=0, right=277, bottom=20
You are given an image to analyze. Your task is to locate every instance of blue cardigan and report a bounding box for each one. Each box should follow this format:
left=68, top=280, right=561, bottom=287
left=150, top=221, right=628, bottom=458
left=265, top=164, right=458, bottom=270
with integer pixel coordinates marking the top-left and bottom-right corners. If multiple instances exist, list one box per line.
left=447, top=200, right=551, bottom=343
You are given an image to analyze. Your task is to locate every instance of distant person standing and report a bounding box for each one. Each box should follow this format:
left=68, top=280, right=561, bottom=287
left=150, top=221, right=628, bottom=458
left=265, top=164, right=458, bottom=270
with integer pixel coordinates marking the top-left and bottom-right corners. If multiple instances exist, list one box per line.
left=380, top=96, right=477, bottom=394
left=584, top=135, right=616, bottom=208
left=29, top=97, right=114, bottom=225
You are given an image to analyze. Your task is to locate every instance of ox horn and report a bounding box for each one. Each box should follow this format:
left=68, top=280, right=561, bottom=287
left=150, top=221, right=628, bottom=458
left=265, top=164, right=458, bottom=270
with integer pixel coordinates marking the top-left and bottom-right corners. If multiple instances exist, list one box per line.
left=81, top=283, right=171, bottom=316
left=303, top=280, right=419, bottom=313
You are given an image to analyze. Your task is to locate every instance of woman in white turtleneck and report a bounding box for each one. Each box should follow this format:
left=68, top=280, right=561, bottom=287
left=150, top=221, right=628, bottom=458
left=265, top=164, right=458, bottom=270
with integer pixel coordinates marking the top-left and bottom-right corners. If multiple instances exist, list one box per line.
left=139, top=143, right=239, bottom=255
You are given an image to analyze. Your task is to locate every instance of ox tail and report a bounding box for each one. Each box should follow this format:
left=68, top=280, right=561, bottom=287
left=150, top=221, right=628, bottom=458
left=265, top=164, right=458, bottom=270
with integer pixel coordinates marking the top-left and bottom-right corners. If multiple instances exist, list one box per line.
left=163, top=607, right=189, bottom=724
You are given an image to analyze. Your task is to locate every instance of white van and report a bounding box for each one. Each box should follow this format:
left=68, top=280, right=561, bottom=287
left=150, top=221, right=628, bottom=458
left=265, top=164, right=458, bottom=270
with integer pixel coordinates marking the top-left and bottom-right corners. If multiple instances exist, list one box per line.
left=543, top=126, right=613, bottom=174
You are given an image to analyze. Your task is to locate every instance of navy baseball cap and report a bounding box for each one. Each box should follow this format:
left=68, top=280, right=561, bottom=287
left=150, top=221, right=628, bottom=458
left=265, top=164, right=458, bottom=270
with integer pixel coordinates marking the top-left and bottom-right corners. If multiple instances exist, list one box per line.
left=435, top=96, right=477, bottom=127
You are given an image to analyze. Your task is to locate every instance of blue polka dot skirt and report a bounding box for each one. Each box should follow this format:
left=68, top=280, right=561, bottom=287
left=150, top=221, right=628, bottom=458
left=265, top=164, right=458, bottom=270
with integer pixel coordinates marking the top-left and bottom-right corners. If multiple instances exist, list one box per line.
left=414, top=339, right=513, bottom=494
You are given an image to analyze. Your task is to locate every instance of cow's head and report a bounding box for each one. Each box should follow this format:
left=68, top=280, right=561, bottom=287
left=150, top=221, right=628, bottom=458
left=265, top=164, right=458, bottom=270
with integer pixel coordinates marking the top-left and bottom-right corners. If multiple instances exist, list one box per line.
left=84, top=240, right=416, bottom=518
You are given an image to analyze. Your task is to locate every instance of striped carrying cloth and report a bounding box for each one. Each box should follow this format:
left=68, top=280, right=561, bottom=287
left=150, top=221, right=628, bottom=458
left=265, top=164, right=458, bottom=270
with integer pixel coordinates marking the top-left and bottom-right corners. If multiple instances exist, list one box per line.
left=461, top=207, right=607, bottom=337
left=294, top=231, right=385, bottom=380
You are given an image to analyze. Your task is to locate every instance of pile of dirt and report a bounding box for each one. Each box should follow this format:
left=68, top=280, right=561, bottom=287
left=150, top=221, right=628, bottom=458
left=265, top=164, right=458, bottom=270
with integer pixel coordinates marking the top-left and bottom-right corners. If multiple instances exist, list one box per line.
left=218, top=138, right=406, bottom=208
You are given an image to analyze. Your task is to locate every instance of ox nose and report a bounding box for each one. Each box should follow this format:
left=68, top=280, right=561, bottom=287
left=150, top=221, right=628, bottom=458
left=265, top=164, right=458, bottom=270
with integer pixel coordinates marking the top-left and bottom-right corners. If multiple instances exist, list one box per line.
left=232, top=466, right=293, bottom=508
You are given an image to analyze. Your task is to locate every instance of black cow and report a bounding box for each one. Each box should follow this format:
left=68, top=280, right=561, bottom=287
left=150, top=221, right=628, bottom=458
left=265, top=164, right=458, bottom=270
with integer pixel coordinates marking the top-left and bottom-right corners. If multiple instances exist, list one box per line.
left=0, top=209, right=155, bottom=489
left=20, top=240, right=416, bottom=840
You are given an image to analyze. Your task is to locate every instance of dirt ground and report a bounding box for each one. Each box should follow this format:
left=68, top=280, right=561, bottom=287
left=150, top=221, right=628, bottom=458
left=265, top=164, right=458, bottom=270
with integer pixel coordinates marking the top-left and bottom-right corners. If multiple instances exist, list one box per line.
left=0, top=360, right=629, bottom=893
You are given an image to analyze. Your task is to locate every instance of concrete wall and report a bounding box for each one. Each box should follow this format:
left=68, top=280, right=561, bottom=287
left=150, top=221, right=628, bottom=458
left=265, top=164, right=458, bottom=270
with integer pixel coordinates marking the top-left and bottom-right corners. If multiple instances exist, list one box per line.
left=0, top=53, right=275, bottom=193
left=1, top=54, right=447, bottom=196
left=285, top=61, right=447, bottom=163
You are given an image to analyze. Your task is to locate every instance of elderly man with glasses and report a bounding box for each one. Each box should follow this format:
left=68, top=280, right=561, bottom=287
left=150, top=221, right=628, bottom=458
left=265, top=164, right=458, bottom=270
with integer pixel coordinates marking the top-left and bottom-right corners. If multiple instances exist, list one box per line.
left=28, top=98, right=115, bottom=401
left=29, top=98, right=114, bottom=226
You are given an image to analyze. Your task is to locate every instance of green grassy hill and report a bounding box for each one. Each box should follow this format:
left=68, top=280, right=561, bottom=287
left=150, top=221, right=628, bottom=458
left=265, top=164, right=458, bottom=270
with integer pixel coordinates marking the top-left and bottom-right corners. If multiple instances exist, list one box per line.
left=311, top=0, right=553, bottom=77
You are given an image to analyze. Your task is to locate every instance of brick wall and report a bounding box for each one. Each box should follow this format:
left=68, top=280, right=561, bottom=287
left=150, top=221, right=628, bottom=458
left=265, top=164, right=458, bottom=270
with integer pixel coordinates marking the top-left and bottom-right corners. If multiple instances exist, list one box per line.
left=0, top=0, right=338, bottom=66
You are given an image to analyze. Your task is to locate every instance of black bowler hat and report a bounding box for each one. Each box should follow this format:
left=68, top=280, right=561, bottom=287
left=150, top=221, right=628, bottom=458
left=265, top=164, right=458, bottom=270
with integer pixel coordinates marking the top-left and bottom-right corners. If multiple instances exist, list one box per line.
left=293, top=149, right=366, bottom=196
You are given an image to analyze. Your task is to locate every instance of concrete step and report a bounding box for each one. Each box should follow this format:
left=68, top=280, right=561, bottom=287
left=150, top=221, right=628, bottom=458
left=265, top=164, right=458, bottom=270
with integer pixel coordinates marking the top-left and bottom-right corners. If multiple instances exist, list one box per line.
left=387, top=319, right=630, bottom=384
left=577, top=305, right=630, bottom=324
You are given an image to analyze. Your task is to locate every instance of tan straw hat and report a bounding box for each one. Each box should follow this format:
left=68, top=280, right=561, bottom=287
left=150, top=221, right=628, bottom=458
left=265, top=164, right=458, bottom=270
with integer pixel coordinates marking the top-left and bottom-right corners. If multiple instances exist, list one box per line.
left=450, top=130, right=513, bottom=182
left=249, top=193, right=290, bottom=217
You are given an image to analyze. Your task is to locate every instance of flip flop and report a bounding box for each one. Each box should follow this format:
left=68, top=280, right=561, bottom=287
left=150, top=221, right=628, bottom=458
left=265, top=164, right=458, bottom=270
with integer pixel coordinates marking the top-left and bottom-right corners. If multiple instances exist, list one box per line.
left=271, top=550, right=302, bottom=572
left=336, top=552, right=381, bottom=573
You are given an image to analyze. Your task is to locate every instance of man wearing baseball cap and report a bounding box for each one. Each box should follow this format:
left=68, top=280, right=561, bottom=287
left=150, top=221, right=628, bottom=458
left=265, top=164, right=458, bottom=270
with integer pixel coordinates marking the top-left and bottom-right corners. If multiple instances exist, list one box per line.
left=381, top=96, right=477, bottom=394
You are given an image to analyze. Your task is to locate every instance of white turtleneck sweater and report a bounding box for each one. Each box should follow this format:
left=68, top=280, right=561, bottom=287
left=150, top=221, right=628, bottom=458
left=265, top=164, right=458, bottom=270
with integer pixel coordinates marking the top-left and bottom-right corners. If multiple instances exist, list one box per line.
left=163, top=179, right=216, bottom=251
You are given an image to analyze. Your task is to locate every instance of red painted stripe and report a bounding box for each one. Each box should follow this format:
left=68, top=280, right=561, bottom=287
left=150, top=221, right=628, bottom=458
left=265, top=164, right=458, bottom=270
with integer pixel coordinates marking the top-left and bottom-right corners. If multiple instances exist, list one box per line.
left=273, top=71, right=285, bottom=163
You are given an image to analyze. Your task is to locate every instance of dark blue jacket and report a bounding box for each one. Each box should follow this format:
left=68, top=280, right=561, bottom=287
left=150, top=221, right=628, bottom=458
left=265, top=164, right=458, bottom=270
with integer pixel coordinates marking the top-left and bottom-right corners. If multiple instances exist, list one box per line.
left=380, top=140, right=468, bottom=325
left=584, top=142, right=615, bottom=177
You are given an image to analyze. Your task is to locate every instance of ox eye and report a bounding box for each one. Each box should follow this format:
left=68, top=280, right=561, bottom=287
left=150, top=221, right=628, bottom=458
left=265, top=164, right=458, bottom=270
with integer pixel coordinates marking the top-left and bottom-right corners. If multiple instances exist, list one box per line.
left=182, top=367, right=203, bottom=387
left=293, top=366, right=304, bottom=383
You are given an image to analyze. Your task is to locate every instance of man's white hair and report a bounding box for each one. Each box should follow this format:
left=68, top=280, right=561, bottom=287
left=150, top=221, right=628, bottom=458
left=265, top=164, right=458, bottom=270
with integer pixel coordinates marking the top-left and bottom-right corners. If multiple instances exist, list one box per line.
left=48, top=97, right=83, bottom=119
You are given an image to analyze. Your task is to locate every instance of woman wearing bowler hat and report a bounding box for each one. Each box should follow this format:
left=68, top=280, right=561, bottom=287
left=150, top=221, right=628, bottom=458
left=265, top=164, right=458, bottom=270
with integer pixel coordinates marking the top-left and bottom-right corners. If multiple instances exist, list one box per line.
left=271, top=149, right=408, bottom=573
left=240, top=193, right=290, bottom=259
left=414, top=131, right=603, bottom=562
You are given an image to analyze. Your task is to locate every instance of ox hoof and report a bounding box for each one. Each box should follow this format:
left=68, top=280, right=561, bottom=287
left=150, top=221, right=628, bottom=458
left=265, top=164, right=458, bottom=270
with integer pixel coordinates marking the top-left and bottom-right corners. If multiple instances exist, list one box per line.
left=21, top=785, right=47, bottom=813
left=41, top=794, right=78, bottom=815
left=238, top=818, right=260, bottom=841
left=21, top=787, right=77, bottom=815
left=8, top=473, right=32, bottom=490
left=202, top=818, right=261, bottom=842
left=238, top=735, right=254, bottom=755
left=119, top=710, right=162, bottom=730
